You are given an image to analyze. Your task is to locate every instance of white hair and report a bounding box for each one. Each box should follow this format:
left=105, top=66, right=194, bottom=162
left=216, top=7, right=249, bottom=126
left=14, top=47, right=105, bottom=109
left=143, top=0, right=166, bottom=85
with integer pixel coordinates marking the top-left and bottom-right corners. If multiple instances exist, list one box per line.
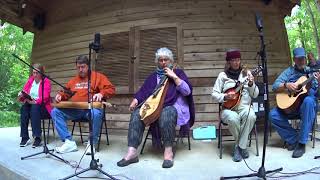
left=155, top=47, right=174, bottom=63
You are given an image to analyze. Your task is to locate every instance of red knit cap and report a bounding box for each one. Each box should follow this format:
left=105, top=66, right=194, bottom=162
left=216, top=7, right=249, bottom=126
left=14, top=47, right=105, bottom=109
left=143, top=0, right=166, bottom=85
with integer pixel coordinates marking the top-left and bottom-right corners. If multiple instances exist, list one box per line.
left=226, top=50, right=241, bottom=61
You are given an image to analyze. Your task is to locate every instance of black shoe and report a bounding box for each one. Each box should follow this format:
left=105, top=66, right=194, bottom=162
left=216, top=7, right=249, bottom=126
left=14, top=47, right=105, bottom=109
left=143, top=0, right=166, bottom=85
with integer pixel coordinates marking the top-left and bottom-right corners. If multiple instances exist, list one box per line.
left=32, top=137, right=41, bottom=148
left=20, top=138, right=30, bottom=147
left=292, top=143, right=306, bottom=158
left=287, top=142, right=297, bottom=151
left=240, top=148, right=249, bottom=159
left=162, top=160, right=174, bottom=168
left=117, top=156, right=139, bottom=167
left=232, top=146, right=242, bottom=162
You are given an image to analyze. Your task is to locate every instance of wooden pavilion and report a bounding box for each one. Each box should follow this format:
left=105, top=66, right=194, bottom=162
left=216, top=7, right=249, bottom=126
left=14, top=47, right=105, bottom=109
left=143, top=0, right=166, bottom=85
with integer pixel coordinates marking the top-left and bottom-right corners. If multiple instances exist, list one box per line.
left=0, top=0, right=299, bottom=132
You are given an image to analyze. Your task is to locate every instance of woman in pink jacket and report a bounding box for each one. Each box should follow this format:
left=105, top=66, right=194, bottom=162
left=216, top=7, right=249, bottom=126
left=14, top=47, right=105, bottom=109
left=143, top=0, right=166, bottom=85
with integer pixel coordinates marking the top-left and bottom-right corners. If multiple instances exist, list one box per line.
left=18, top=64, right=52, bottom=148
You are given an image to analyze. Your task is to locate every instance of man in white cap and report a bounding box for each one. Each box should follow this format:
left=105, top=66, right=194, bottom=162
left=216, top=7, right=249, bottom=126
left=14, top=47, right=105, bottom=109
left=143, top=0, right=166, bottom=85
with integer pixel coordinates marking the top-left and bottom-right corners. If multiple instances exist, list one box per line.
left=270, top=47, right=320, bottom=158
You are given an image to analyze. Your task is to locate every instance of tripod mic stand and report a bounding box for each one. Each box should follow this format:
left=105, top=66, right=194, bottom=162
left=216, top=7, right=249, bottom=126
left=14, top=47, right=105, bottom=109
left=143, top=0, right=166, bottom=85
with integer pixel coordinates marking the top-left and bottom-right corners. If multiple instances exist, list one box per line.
left=12, top=54, right=68, bottom=163
left=59, top=33, right=117, bottom=180
left=220, top=13, right=283, bottom=180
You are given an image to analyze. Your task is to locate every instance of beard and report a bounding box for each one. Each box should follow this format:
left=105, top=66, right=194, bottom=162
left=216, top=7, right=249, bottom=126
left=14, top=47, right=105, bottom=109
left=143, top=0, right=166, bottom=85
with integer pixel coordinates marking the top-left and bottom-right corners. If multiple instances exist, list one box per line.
left=78, top=72, right=88, bottom=78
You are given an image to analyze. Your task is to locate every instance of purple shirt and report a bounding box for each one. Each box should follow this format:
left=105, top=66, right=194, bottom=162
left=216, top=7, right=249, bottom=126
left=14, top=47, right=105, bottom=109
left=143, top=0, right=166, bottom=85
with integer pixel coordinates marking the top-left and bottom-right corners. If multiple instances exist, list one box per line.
left=157, top=75, right=191, bottom=126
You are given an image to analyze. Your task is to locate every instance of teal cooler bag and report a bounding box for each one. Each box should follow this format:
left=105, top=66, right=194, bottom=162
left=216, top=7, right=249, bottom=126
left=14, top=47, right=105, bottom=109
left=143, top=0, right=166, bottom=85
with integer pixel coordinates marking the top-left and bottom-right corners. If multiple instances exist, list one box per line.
left=192, top=125, right=216, bottom=140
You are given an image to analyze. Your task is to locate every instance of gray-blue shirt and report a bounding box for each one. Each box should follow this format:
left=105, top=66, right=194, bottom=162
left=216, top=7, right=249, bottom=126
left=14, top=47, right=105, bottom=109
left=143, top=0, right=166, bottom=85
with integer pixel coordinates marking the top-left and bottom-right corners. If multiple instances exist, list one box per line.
left=272, top=66, right=319, bottom=97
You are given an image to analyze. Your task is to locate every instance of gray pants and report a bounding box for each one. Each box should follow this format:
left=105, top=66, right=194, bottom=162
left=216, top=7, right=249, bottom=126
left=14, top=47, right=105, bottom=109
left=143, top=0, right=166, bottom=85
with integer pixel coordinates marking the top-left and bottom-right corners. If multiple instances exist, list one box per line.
left=128, top=106, right=177, bottom=148
left=221, top=104, right=256, bottom=149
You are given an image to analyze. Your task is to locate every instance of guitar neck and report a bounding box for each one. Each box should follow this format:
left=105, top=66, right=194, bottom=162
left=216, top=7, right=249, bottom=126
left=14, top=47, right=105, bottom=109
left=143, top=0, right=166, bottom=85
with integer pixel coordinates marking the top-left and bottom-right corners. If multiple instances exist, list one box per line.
left=234, top=67, right=261, bottom=93
left=300, top=75, right=314, bottom=87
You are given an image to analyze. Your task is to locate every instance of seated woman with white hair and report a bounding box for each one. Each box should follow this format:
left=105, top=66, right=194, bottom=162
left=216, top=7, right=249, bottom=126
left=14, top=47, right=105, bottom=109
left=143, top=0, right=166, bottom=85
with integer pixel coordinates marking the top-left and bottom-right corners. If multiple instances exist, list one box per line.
left=117, top=47, right=195, bottom=168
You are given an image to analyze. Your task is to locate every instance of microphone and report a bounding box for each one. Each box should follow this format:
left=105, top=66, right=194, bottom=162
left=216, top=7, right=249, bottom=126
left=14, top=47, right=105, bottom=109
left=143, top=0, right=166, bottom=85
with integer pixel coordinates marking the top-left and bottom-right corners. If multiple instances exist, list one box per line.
left=255, top=12, right=263, bottom=31
left=91, top=33, right=101, bottom=52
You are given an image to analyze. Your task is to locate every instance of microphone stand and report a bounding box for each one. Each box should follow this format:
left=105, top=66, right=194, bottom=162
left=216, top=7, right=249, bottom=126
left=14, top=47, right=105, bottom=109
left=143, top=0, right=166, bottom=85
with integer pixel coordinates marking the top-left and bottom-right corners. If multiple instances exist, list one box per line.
left=12, top=54, right=68, bottom=163
left=59, top=34, right=117, bottom=180
left=220, top=13, right=283, bottom=180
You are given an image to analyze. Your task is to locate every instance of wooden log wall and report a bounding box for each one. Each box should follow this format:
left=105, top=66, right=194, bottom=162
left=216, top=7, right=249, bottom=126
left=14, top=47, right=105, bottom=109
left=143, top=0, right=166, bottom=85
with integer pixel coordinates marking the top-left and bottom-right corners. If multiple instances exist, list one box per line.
left=30, top=0, right=291, bottom=132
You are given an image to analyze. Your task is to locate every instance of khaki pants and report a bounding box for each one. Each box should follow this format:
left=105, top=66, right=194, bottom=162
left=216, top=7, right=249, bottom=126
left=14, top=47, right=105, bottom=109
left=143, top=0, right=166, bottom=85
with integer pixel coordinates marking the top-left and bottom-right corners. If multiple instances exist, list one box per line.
left=221, top=104, right=256, bottom=149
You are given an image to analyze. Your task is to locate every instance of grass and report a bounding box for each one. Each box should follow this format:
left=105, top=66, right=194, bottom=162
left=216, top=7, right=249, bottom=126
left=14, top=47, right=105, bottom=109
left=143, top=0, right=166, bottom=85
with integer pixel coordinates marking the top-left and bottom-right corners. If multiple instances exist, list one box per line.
left=0, top=111, right=19, bottom=128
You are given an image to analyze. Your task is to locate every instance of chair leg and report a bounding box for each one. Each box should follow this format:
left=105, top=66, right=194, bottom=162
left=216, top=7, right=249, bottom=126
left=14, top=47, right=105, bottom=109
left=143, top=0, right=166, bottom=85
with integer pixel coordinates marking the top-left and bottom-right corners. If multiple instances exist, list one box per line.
left=269, top=120, right=272, bottom=137
left=105, top=120, right=110, bottom=145
left=187, top=131, right=191, bottom=150
left=47, top=119, right=51, bottom=144
left=255, top=124, right=259, bottom=156
left=219, top=123, right=222, bottom=159
left=71, top=121, right=76, bottom=135
left=140, top=129, right=150, bottom=155
left=78, top=122, right=83, bottom=144
left=218, top=123, right=221, bottom=148
left=97, top=123, right=103, bottom=152
left=52, top=120, right=55, bottom=136
left=312, top=117, right=317, bottom=148
left=42, top=119, right=45, bottom=141
left=249, top=130, right=252, bottom=147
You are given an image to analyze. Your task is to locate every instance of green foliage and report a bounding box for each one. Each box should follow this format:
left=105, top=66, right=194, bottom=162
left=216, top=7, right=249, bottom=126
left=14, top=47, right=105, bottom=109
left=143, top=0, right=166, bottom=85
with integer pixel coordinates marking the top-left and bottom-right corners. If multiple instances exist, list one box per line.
left=0, top=111, right=20, bottom=127
left=0, top=22, right=34, bottom=112
left=285, top=0, right=320, bottom=59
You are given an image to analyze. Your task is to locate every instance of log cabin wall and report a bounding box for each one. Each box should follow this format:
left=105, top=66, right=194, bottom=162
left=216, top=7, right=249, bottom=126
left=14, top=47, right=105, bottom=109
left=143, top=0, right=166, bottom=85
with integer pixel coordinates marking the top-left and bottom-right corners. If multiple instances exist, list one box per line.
left=30, top=0, right=291, bottom=132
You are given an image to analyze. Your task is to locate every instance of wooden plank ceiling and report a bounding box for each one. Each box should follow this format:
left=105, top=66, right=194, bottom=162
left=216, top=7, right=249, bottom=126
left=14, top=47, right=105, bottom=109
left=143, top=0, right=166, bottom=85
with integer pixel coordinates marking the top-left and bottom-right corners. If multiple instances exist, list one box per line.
left=0, top=0, right=300, bottom=33
left=0, top=0, right=48, bottom=32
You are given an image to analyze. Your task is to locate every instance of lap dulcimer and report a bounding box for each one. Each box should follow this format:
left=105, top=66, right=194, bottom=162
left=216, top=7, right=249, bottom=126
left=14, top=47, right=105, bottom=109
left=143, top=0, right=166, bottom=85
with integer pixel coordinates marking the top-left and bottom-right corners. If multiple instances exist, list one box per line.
left=52, top=101, right=104, bottom=109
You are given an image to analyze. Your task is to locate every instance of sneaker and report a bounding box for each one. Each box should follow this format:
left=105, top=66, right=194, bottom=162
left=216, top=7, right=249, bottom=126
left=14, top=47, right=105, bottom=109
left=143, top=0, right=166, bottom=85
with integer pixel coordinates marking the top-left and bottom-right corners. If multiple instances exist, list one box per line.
left=55, top=139, right=78, bottom=154
left=232, top=145, right=242, bottom=162
left=20, top=138, right=31, bottom=147
left=85, top=141, right=96, bottom=155
left=32, top=137, right=41, bottom=148
left=292, top=143, right=306, bottom=158
left=240, top=148, right=249, bottom=159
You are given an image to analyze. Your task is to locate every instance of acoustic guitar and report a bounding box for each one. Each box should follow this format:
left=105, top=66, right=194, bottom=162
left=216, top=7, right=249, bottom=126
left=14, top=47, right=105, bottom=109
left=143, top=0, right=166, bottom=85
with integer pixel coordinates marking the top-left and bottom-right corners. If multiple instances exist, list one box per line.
left=139, top=65, right=175, bottom=126
left=276, top=73, right=316, bottom=114
left=222, top=66, right=262, bottom=110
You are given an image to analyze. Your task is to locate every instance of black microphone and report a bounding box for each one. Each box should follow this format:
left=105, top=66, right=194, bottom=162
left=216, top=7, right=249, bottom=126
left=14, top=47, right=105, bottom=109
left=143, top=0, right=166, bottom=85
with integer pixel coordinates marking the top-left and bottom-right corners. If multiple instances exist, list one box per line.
left=91, top=33, right=101, bottom=52
left=94, top=33, right=100, bottom=47
left=255, top=12, right=263, bottom=31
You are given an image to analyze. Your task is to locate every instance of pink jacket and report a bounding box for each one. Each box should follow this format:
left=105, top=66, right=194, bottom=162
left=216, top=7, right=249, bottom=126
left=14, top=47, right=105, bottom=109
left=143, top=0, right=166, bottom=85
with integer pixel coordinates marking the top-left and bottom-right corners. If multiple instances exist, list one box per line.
left=22, top=76, right=52, bottom=114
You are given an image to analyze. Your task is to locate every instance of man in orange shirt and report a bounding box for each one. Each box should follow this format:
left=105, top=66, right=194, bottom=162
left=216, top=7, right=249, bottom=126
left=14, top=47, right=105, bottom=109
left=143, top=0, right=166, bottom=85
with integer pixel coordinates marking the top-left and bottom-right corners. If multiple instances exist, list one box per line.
left=51, top=55, right=115, bottom=154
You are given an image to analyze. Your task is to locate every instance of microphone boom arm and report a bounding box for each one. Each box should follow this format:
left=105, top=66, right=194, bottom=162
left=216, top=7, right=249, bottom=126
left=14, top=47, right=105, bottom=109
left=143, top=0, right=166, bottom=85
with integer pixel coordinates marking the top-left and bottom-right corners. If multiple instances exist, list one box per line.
left=12, top=54, right=75, bottom=97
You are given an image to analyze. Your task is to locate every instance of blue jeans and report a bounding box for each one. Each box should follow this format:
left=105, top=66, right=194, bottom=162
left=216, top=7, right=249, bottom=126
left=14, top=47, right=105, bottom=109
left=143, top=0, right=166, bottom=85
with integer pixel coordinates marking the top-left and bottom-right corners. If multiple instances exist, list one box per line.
left=51, top=107, right=103, bottom=144
left=20, top=103, right=50, bottom=139
left=269, top=96, right=316, bottom=145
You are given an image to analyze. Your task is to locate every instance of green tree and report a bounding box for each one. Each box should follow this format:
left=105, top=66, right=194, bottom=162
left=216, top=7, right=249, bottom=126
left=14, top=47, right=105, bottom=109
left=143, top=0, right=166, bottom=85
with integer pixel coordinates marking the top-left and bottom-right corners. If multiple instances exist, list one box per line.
left=0, top=22, right=34, bottom=112
left=285, top=0, right=320, bottom=59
